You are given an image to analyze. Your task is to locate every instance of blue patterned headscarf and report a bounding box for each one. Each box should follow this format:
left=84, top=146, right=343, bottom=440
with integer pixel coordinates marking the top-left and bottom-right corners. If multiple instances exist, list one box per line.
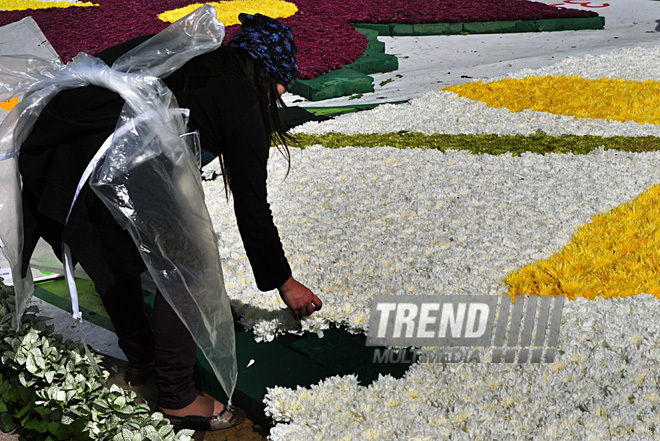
left=228, top=13, right=299, bottom=90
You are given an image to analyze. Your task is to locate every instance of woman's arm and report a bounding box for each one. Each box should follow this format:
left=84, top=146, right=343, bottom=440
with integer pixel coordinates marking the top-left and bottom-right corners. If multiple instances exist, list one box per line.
left=220, top=100, right=321, bottom=318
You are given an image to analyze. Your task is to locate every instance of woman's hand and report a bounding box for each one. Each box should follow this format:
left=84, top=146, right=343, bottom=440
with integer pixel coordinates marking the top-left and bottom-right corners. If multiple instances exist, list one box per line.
left=278, top=276, right=322, bottom=320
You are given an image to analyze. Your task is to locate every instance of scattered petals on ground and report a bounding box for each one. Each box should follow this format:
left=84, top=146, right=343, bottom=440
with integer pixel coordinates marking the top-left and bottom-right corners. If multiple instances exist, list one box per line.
left=294, top=46, right=660, bottom=136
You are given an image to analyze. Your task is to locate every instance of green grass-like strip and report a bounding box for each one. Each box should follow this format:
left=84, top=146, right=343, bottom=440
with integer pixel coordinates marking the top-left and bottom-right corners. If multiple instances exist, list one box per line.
left=294, top=132, right=660, bottom=155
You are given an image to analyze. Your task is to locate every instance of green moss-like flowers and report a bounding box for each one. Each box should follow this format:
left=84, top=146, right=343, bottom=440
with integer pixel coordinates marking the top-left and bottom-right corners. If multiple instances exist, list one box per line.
left=293, top=132, right=660, bottom=156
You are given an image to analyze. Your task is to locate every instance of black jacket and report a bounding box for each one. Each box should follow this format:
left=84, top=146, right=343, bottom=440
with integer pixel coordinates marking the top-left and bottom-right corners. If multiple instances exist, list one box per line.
left=19, top=38, right=291, bottom=293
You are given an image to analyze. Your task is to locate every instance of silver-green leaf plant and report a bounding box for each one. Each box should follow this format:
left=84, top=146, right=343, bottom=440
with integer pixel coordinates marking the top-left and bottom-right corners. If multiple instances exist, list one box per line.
left=0, top=279, right=194, bottom=440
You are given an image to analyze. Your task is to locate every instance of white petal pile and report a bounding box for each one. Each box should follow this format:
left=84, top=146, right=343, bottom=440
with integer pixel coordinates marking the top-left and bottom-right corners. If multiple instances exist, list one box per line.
left=265, top=294, right=660, bottom=441
left=506, top=46, right=660, bottom=82
left=292, top=45, right=660, bottom=137
left=204, top=146, right=660, bottom=340
left=201, top=44, right=660, bottom=440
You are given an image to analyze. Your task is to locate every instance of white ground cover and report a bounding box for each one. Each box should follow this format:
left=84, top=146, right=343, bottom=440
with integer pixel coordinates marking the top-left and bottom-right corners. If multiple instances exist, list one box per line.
left=265, top=294, right=660, bottom=441
left=202, top=45, right=660, bottom=439
left=205, top=147, right=660, bottom=341
left=292, top=45, right=660, bottom=137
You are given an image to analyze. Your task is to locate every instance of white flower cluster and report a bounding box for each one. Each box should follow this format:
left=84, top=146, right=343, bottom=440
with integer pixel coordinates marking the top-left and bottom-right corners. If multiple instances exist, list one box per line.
left=506, top=45, right=660, bottom=82
left=292, top=45, right=660, bottom=137
left=265, top=294, right=660, bottom=440
left=204, top=146, right=660, bottom=341
left=200, top=44, right=660, bottom=439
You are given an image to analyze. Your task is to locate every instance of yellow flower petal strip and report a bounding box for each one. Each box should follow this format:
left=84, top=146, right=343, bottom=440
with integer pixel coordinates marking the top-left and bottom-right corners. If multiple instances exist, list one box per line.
left=444, top=76, right=660, bottom=126
left=159, top=0, right=298, bottom=25
left=505, top=183, right=660, bottom=300
left=0, top=0, right=95, bottom=11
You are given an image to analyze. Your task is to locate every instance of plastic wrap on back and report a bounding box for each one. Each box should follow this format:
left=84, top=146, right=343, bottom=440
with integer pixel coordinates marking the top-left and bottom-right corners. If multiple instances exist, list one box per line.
left=112, top=7, right=224, bottom=78
left=91, top=103, right=237, bottom=400
left=0, top=5, right=237, bottom=400
left=0, top=58, right=89, bottom=323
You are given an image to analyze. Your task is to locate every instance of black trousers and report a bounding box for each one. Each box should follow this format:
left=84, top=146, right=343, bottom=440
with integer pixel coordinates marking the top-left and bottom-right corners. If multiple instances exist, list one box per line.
left=100, top=276, right=199, bottom=409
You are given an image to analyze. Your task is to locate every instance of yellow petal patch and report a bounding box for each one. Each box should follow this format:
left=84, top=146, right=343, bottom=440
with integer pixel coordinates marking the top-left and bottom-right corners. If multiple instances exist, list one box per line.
left=444, top=76, right=660, bottom=125
left=0, top=0, right=95, bottom=11
left=505, top=184, right=660, bottom=300
left=159, top=0, right=298, bottom=25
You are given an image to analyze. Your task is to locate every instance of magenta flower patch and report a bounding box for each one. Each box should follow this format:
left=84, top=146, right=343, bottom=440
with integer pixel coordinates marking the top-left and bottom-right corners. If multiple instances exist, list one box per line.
left=0, top=0, right=597, bottom=79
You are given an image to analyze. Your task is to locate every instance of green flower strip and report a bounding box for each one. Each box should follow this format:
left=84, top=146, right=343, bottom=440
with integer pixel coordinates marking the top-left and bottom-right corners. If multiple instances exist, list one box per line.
left=294, top=132, right=660, bottom=155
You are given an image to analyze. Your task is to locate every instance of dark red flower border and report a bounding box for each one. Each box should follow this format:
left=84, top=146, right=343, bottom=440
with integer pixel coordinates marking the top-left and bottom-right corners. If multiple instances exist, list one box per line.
left=0, top=0, right=597, bottom=79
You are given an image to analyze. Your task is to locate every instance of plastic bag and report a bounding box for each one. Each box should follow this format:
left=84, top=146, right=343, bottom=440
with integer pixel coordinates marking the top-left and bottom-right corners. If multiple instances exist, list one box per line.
left=0, top=5, right=237, bottom=401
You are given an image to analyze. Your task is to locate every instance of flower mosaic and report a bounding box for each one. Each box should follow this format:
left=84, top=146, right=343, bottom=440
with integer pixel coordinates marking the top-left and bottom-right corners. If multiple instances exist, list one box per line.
left=444, top=76, right=660, bottom=125
left=201, top=45, right=660, bottom=438
left=2, top=0, right=658, bottom=438
left=0, top=0, right=598, bottom=78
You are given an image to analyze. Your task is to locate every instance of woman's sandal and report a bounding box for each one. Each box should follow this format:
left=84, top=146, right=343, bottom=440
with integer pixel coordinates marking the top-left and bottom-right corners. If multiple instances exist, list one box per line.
left=161, top=405, right=246, bottom=431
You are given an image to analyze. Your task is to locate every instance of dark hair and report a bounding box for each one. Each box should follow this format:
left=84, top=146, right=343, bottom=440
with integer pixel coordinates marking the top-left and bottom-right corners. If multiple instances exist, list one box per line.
left=229, top=45, right=294, bottom=163
left=177, top=45, right=294, bottom=196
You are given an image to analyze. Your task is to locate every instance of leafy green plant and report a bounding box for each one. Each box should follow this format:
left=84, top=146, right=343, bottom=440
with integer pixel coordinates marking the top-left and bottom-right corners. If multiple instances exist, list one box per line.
left=0, top=280, right=194, bottom=441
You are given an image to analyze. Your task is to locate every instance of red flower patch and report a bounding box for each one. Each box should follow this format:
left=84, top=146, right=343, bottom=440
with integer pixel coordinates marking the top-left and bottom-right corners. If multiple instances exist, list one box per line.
left=0, top=0, right=597, bottom=79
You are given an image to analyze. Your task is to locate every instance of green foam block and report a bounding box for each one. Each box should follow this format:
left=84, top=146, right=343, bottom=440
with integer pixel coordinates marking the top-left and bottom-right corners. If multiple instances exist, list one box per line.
left=193, top=331, right=337, bottom=427
left=352, top=16, right=605, bottom=37
left=290, top=68, right=374, bottom=101
left=353, top=27, right=379, bottom=42
left=193, top=327, right=413, bottom=426
left=344, top=50, right=399, bottom=75
left=277, top=328, right=411, bottom=384
left=412, top=22, right=464, bottom=35
left=463, top=20, right=518, bottom=34
left=366, top=38, right=386, bottom=52
left=390, top=23, right=415, bottom=36
left=535, top=16, right=605, bottom=31
left=514, top=20, right=539, bottom=33
left=349, top=22, right=392, bottom=35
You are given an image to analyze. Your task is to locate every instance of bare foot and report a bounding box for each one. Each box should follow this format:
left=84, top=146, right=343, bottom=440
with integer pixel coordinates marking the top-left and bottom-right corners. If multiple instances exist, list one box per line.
left=160, top=394, right=224, bottom=417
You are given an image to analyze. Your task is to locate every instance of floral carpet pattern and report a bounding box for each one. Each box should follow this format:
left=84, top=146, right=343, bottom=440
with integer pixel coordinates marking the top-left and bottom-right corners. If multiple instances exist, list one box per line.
left=201, top=46, right=660, bottom=439
left=0, top=0, right=597, bottom=78
left=4, top=1, right=659, bottom=439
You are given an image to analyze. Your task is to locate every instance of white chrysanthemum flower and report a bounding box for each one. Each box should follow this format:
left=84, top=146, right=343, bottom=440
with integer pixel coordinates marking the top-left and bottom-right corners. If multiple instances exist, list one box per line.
left=196, top=45, right=660, bottom=440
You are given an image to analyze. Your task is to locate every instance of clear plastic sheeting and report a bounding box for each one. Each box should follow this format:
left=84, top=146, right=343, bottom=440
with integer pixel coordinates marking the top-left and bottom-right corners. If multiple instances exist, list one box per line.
left=0, top=5, right=237, bottom=401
